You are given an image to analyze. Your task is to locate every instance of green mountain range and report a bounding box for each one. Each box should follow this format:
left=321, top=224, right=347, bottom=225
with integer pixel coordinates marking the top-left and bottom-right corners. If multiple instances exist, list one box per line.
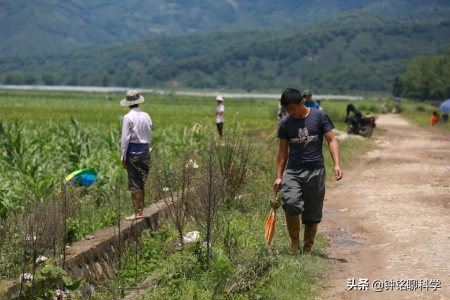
left=2, top=10, right=449, bottom=94
left=1, top=0, right=450, bottom=56
left=134, top=11, right=450, bottom=93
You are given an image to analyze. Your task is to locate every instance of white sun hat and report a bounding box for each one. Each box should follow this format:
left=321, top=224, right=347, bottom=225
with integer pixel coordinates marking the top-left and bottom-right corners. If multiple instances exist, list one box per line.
left=215, top=95, right=224, bottom=101
left=120, top=90, right=145, bottom=106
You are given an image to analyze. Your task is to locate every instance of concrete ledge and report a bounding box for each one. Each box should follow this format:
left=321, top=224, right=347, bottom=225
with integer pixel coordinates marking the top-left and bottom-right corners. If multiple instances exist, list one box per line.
left=7, top=199, right=170, bottom=299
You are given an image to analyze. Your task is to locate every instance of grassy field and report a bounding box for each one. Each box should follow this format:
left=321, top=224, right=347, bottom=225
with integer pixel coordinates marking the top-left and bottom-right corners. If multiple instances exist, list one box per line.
left=399, top=101, right=450, bottom=132
left=0, top=90, right=279, bottom=131
left=0, top=90, right=401, bottom=130
left=0, top=89, right=386, bottom=298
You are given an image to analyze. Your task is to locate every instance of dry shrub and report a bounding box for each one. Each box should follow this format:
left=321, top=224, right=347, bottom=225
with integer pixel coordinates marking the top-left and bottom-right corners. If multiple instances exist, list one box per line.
left=216, top=119, right=251, bottom=205
left=149, top=152, right=196, bottom=247
left=190, top=136, right=227, bottom=264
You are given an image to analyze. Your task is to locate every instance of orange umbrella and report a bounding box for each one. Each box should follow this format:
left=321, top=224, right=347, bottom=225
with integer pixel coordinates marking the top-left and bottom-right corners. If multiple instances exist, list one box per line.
left=264, top=192, right=282, bottom=244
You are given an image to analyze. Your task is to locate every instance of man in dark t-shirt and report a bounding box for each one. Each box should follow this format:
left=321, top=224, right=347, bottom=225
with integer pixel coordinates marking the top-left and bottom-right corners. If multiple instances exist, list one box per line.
left=273, top=88, right=343, bottom=255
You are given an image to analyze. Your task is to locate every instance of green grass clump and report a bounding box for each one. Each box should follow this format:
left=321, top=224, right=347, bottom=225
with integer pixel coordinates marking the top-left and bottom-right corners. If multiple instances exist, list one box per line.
left=104, top=202, right=331, bottom=300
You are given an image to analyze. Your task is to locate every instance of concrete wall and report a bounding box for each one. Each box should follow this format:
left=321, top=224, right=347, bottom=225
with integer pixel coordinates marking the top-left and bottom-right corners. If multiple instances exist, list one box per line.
left=7, top=200, right=170, bottom=299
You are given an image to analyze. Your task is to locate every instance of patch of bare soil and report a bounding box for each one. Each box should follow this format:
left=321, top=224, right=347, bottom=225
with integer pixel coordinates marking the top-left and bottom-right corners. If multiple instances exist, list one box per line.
left=332, top=128, right=366, bottom=141
left=321, top=114, right=450, bottom=299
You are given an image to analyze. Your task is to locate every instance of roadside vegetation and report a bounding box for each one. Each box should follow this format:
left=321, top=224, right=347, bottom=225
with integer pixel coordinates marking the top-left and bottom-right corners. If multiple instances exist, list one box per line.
left=398, top=102, right=450, bottom=133
left=93, top=122, right=373, bottom=300
left=0, top=90, right=393, bottom=299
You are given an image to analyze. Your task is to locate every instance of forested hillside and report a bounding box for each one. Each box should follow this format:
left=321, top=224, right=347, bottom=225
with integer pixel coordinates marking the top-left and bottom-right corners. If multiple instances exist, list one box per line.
left=0, top=28, right=294, bottom=87
left=1, top=0, right=449, bottom=56
left=2, top=10, right=449, bottom=94
left=146, top=12, right=450, bottom=93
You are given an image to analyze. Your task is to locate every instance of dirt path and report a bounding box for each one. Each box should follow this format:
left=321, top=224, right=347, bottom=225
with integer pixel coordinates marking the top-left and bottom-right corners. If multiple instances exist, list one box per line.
left=322, top=114, right=450, bottom=299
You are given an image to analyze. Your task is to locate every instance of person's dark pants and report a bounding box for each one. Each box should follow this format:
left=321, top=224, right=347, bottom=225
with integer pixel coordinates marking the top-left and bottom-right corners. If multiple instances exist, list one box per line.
left=216, top=122, right=224, bottom=136
left=281, top=168, right=326, bottom=224
left=126, top=153, right=150, bottom=191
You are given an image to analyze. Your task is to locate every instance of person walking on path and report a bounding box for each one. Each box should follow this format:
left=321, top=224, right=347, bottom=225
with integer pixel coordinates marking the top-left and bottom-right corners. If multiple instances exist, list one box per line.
left=302, top=89, right=319, bottom=109
left=120, top=90, right=152, bottom=221
left=273, top=88, right=343, bottom=255
left=215, top=95, right=225, bottom=144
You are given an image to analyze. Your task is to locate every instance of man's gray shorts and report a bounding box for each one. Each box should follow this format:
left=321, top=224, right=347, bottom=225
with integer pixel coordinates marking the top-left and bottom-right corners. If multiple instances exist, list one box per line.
left=126, top=153, right=150, bottom=190
left=281, top=168, right=325, bottom=224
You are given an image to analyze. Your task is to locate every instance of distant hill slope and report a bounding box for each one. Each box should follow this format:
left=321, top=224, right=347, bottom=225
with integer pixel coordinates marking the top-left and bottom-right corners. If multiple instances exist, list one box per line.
left=146, top=12, right=450, bottom=93
left=1, top=10, right=449, bottom=93
left=1, top=0, right=450, bottom=56
left=0, top=28, right=295, bottom=85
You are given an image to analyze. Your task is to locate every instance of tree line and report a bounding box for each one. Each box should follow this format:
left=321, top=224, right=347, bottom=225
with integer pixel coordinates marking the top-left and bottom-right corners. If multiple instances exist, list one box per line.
left=392, top=50, right=450, bottom=101
left=2, top=71, right=58, bottom=85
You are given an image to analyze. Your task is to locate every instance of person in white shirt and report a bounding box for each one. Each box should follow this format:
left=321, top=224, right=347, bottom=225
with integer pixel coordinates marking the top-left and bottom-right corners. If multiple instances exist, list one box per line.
left=120, top=90, right=152, bottom=221
left=215, top=95, right=225, bottom=143
left=316, top=100, right=323, bottom=111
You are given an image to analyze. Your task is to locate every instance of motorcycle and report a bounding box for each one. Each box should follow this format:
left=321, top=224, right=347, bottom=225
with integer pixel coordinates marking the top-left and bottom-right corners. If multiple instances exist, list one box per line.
left=345, top=103, right=377, bottom=138
left=346, top=115, right=377, bottom=138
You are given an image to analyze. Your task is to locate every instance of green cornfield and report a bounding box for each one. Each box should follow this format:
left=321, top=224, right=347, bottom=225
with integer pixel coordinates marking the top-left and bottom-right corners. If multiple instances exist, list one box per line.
left=0, top=90, right=278, bottom=219
left=2, top=89, right=419, bottom=223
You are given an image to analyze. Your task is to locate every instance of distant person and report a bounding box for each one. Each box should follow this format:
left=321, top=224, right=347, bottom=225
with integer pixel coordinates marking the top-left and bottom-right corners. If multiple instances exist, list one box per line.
left=392, top=97, right=401, bottom=114
left=316, top=100, right=323, bottom=111
left=302, top=89, right=319, bottom=109
left=381, top=103, right=387, bottom=114
left=215, top=95, right=225, bottom=143
left=430, top=111, right=439, bottom=126
left=273, top=88, right=343, bottom=255
left=392, top=105, right=400, bottom=114
left=120, top=90, right=152, bottom=221
left=277, top=98, right=288, bottom=123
